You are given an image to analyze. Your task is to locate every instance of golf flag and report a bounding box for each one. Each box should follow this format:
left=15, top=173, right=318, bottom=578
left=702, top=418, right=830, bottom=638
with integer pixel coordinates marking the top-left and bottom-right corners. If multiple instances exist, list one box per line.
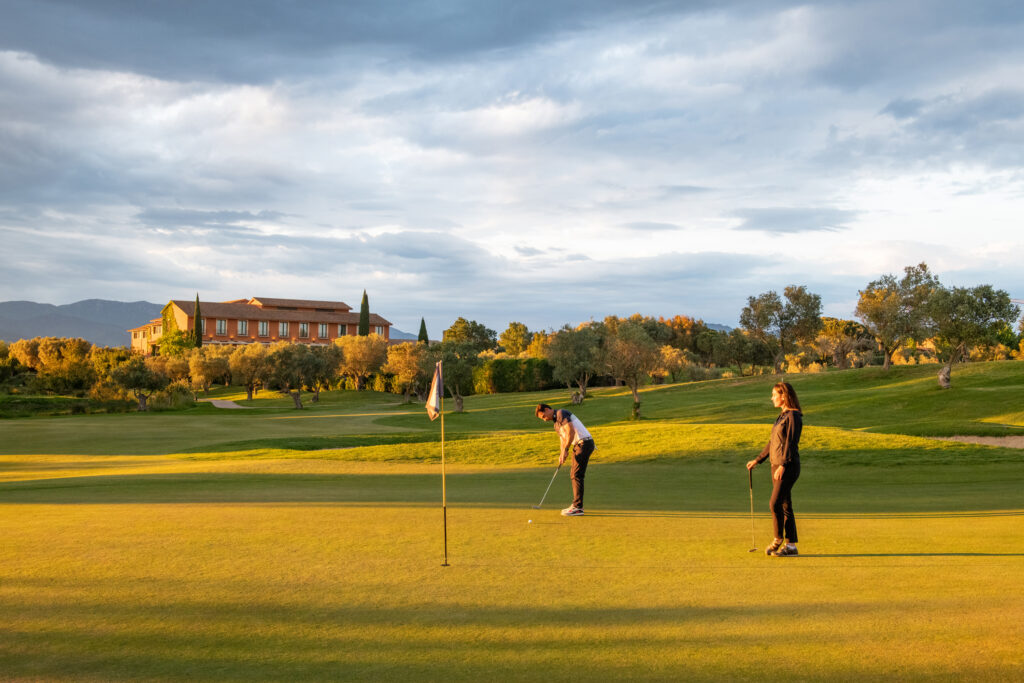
left=426, top=360, right=442, bottom=421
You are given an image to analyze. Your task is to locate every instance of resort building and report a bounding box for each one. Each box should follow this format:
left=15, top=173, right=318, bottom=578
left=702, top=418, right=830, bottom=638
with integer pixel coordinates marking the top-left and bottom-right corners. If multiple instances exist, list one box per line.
left=129, top=296, right=391, bottom=355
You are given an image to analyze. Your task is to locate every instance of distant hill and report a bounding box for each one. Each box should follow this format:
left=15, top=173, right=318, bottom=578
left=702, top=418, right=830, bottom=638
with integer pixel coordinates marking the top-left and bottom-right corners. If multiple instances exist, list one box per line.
left=707, top=323, right=732, bottom=332
left=0, top=300, right=163, bottom=347
left=388, top=328, right=418, bottom=340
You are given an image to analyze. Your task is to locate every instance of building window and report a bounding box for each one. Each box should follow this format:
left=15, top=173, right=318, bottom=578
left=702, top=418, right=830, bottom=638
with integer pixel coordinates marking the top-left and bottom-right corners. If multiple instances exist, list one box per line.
left=374, top=325, right=384, bottom=336
left=216, top=319, right=227, bottom=335
left=238, top=320, right=248, bottom=336
left=200, top=319, right=206, bottom=335
left=338, top=324, right=347, bottom=336
left=299, top=322, right=309, bottom=338
left=279, top=321, right=289, bottom=337
left=318, top=323, right=328, bottom=338
left=258, top=321, right=269, bottom=337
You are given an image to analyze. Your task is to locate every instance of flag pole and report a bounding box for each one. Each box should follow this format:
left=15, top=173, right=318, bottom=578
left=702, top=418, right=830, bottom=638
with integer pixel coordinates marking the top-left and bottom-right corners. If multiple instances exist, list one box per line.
left=440, top=366, right=449, bottom=567
left=426, top=359, right=449, bottom=567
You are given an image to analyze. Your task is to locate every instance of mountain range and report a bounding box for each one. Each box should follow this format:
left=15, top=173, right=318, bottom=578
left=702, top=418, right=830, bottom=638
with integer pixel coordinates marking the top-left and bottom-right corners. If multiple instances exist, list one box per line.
left=0, top=300, right=419, bottom=347
left=0, top=300, right=165, bottom=348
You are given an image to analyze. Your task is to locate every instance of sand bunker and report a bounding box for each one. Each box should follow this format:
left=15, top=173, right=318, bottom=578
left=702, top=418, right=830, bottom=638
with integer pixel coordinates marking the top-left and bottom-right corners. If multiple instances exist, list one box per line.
left=934, top=435, right=1024, bottom=449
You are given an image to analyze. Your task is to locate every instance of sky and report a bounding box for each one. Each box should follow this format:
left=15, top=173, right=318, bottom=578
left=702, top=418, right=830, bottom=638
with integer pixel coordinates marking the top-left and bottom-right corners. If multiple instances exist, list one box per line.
left=2, top=0, right=1023, bottom=335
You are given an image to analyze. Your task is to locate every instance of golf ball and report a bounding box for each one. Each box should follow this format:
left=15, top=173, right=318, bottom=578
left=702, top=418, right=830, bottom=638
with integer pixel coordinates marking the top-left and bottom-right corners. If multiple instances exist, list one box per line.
left=528, top=519, right=532, bottom=523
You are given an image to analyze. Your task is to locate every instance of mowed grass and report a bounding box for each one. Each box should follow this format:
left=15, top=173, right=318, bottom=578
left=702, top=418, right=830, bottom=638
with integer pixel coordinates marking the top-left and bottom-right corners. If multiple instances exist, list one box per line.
left=1, top=362, right=1023, bottom=680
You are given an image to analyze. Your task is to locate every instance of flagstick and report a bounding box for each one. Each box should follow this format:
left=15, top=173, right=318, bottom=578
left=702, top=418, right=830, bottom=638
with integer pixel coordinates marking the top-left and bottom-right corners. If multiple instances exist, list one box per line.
left=440, top=383, right=449, bottom=567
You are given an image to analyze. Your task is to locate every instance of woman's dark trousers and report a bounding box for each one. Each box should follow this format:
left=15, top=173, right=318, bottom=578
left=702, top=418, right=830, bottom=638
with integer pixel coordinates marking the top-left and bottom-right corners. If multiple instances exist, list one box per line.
left=769, top=462, right=800, bottom=542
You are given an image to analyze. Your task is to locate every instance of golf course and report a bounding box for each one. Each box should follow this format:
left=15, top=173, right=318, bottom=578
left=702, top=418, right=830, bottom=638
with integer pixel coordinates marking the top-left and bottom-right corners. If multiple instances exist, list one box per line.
left=2, top=361, right=1022, bottom=681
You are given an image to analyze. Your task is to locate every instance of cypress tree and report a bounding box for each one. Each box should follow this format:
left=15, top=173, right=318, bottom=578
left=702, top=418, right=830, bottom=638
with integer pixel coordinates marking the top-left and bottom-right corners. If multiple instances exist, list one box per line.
left=193, top=293, right=203, bottom=347
left=418, top=317, right=429, bottom=344
left=358, top=290, right=370, bottom=336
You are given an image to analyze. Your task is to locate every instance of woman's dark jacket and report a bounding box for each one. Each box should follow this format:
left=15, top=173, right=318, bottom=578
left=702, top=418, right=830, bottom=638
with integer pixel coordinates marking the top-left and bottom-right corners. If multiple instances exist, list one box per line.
left=755, top=410, right=802, bottom=467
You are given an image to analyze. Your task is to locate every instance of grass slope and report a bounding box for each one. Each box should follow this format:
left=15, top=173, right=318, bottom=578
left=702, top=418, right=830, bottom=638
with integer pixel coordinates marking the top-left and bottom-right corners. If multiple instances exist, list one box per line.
left=1, top=362, right=1023, bottom=680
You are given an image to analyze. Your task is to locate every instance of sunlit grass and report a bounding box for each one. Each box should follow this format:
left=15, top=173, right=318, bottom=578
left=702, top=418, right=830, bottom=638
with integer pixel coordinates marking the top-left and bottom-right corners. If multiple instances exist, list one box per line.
left=1, top=361, right=1023, bottom=679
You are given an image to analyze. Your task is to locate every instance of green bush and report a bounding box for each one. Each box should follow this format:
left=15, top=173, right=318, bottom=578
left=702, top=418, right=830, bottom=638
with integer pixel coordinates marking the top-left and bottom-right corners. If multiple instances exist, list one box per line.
left=473, top=358, right=554, bottom=394
left=149, top=380, right=197, bottom=411
left=370, top=373, right=396, bottom=393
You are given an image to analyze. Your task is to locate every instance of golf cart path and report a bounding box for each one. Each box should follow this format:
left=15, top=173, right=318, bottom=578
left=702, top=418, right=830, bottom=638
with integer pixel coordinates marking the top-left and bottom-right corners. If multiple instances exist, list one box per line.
left=202, top=399, right=252, bottom=409
left=934, top=435, right=1024, bottom=449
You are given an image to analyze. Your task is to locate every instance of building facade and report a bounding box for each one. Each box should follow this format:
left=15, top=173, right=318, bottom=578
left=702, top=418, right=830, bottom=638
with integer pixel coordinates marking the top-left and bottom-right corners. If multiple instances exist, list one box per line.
left=129, top=296, right=391, bottom=355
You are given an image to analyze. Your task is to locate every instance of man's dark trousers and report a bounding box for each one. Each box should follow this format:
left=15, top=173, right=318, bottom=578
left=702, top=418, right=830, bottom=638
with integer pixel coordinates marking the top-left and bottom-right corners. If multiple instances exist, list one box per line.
left=570, top=438, right=595, bottom=509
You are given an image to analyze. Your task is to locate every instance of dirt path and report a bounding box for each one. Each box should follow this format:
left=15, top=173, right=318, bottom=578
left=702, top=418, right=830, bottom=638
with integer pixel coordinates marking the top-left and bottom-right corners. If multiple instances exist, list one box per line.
left=204, top=399, right=252, bottom=409
left=933, top=435, right=1024, bottom=449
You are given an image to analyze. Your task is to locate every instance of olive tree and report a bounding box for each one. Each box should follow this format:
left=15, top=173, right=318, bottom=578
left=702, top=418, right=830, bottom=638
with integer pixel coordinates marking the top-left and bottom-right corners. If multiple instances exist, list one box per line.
left=740, top=286, right=822, bottom=373
left=335, top=334, right=388, bottom=391
left=603, top=321, right=660, bottom=419
left=420, top=340, right=478, bottom=413
left=929, top=285, right=1020, bottom=388
left=384, top=342, right=427, bottom=403
left=109, top=356, right=169, bottom=411
left=262, top=342, right=314, bottom=408
left=545, top=325, right=601, bottom=399
left=855, top=262, right=940, bottom=369
left=229, top=343, right=268, bottom=401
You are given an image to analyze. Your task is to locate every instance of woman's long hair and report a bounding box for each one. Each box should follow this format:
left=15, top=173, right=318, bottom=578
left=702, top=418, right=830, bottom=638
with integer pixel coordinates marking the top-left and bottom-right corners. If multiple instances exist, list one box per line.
left=773, top=382, right=802, bottom=412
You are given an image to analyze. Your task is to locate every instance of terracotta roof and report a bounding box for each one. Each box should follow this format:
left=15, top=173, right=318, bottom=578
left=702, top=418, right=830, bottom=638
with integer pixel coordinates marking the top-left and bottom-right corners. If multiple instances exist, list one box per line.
left=170, top=300, right=390, bottom=326
left=247, top=297, right=352, bottom=311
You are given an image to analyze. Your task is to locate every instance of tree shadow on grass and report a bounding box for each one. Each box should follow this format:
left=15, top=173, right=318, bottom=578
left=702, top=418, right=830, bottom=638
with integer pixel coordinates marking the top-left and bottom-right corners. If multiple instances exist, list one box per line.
left=798, top=553, right=1024, bottom=558
left=2, top=468, right=1023, bottom=516
left=2, top=575, right=1022, bottom=681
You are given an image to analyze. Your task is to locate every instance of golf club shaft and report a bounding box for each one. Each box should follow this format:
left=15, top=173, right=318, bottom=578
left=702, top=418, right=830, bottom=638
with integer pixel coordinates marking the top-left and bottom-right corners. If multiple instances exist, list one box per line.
left=748, top=468, right=756, bottom=549
left=534, top=462, right=562, bottom=509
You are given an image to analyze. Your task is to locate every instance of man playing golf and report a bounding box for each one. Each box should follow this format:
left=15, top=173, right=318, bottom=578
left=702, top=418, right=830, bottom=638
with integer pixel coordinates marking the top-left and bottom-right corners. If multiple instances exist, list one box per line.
left=535, top=403, right=595, bottom=516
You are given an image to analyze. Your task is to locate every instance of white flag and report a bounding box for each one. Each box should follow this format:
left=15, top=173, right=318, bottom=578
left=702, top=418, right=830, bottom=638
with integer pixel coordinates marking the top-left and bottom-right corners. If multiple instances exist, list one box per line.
left=426, top=360, right=442, bottom=421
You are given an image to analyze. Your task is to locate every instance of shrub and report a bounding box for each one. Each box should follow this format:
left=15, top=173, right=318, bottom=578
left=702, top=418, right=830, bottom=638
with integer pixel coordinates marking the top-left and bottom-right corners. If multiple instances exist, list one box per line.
left=473, top=358, right=554, bottom=394
left=149, top=380, right=197, bottom=411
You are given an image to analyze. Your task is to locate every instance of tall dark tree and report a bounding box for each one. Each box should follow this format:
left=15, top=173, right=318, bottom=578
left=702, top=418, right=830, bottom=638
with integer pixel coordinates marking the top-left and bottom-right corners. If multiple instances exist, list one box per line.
left=443, top=317, right=497, bottom=352
left=358, top=290, right=370, bottom=336
left=418, top=317, right=429, bottom=344
left=192, top=293, right=203, bottom=348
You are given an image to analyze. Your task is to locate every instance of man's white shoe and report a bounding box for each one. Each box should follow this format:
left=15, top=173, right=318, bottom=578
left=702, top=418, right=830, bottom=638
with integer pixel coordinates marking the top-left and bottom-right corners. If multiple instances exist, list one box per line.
left=561, top=506, right=584, bottom=516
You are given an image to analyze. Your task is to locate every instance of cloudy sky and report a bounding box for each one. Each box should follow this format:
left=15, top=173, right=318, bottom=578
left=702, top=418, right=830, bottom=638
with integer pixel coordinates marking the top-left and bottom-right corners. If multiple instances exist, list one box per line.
left=2, top=0, right=1023, bottom=334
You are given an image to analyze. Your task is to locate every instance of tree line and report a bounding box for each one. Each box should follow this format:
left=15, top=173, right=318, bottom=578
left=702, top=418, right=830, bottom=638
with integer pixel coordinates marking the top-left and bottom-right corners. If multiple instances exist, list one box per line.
left=1, top=263, right=1020, bottom=416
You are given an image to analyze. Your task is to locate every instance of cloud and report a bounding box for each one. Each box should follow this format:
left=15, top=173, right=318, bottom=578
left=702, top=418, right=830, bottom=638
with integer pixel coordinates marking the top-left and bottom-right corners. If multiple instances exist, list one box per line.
left=2, top=0, right=1024, bottom=335
left=732, top=208, right=858, bottom=233
left=137, top=208, right=289, bottom=229
left=619, top=221, right=681, bottom=231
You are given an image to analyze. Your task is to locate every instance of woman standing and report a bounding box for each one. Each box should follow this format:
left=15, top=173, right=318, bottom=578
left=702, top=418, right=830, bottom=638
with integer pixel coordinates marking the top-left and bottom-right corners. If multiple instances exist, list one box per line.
left=746, top=382, right=802, bottom=557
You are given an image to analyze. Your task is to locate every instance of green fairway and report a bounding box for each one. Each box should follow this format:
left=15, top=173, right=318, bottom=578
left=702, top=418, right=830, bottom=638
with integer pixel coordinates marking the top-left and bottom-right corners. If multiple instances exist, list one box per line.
left=2, top=362, right=1023, bottom=680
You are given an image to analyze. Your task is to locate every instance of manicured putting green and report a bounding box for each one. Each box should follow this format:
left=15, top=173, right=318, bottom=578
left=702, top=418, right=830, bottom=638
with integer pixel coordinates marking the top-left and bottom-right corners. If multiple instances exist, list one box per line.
left=1, top=362, right=1023, bottom=680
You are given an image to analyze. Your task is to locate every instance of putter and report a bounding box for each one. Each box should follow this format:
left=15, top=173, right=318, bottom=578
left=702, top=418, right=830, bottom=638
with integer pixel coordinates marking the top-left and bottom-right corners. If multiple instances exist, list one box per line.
left=532, top=461, right=562, bottom=509
left=748, top=467, right=757, bottom=552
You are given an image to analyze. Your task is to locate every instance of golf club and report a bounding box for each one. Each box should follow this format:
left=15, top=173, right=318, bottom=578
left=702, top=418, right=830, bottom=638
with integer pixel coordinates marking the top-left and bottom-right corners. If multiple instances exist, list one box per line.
left=532, top=461, right=562, bottom=509
left=748, top=467, right=757, bottom=552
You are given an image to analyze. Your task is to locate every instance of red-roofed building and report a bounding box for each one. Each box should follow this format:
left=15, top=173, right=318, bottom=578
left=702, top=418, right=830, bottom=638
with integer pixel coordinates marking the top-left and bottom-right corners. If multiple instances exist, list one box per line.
left=129, top=296, right=391, bottom=355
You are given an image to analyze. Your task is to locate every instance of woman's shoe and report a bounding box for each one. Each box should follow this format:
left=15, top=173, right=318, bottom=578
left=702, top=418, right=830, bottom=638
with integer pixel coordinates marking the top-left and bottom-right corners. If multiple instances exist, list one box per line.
left=771, top=544, right=799, bottom=557
left=764, top=539, right=784, bottom=555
